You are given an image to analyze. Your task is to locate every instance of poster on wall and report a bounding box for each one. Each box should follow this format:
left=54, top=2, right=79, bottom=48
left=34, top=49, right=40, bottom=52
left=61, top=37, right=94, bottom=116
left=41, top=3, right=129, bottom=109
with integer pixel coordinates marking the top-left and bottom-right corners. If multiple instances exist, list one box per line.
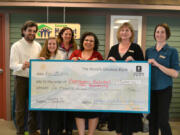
left=110, top=15, right=142, bottom=47
left=36, top=23, right=80, bottom=39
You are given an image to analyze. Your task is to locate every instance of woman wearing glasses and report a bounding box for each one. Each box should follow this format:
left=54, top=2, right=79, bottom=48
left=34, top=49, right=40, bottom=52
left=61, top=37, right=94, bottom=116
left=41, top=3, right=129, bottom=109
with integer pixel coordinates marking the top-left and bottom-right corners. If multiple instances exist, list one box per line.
left=70, top=32, right=103, bottom=135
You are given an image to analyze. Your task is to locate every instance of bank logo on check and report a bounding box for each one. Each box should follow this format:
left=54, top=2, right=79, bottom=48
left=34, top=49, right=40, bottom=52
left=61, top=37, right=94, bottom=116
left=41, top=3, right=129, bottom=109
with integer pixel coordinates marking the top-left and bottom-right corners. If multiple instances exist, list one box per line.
left=136, top=65, right=142, bottom=72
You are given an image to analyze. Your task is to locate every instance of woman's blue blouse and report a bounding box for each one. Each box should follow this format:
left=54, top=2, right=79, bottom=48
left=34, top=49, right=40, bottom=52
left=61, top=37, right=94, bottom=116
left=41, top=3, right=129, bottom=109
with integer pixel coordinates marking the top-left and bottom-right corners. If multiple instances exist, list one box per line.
left=146, top=44, right=179, bottom=90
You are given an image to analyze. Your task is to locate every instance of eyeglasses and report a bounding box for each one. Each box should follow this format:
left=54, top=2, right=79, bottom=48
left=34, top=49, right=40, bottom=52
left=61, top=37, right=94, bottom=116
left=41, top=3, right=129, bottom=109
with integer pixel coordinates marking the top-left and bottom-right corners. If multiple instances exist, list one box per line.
left=84, top=39, right=95, bottom=43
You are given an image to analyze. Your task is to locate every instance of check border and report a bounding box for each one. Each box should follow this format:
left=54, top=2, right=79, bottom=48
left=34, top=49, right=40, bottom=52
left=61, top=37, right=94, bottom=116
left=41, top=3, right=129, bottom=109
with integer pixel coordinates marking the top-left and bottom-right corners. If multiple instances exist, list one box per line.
left=29, top=60, right=151, bottom=113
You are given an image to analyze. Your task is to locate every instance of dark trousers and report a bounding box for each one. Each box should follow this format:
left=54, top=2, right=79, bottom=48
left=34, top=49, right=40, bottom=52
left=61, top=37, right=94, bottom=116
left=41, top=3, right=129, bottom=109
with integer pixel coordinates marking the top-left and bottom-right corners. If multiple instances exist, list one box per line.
left=59, top=112, right=74, bottom=133
left=149, top=86, right=172, bottom=135
left=65, top=112, right=74, bottom=132
left=14, top=76, right=38, bottom=135
left=40, top=111, right=59, bottom=135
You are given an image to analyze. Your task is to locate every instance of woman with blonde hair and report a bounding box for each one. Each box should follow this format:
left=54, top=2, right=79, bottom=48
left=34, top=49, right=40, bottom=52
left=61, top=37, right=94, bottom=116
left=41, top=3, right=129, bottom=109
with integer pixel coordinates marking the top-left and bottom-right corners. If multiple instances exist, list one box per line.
left=39, top=37, right=62, bottom=135
left=39, top=37, right=61, bottom=60
left=108, top=22, right=144, bottom=135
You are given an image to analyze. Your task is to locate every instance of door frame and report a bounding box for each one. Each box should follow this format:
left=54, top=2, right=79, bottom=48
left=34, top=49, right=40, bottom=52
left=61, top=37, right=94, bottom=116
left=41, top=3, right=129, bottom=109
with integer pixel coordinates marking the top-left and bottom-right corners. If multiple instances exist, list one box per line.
left=0, top=13, right=10, bottom=120
left=0, top=13, right=6, bottom=119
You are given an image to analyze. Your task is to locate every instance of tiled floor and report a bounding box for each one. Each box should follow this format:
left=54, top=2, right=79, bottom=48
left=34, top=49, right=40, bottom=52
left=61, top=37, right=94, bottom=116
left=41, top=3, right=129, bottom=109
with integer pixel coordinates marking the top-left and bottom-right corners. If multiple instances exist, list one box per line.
left=0, top=119, right=180, bottom=135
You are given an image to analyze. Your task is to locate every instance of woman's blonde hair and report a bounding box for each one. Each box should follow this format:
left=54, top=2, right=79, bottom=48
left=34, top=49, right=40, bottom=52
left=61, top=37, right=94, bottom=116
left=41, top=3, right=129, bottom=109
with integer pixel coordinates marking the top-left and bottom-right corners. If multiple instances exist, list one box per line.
left=39, top=37, right=58, bottom=59
left=116, top=22, right=134, bottom=43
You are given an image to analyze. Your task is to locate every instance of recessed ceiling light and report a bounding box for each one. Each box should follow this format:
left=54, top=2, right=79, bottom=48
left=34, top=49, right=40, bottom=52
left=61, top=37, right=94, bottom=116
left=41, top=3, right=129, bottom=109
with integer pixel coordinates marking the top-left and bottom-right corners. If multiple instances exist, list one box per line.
left=113, top=26, right=119, bottom=29
left=115, top=20, right=130, bottom=24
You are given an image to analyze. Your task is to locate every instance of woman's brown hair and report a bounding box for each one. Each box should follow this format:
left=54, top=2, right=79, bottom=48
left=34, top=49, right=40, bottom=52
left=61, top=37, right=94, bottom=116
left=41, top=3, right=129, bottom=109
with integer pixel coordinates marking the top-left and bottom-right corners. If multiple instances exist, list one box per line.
left=57, top=27, right=77, bottom=50
left=154, top=23, right=171, bottom=40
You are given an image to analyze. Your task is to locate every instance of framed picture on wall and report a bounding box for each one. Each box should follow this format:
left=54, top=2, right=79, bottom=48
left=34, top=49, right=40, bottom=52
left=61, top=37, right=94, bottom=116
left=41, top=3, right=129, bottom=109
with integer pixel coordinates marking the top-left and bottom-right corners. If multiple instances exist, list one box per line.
left=110, top=15, right=142, bottom=48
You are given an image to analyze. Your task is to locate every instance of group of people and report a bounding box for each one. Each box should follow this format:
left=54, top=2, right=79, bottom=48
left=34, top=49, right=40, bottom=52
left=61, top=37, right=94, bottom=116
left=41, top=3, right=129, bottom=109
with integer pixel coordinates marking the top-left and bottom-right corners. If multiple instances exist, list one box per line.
left=10, top=20, right=179, bottom=135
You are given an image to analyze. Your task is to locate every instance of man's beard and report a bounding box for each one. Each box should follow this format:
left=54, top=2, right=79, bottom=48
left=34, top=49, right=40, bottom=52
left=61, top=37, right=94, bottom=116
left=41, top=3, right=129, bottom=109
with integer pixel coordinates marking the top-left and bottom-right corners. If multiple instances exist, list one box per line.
left=25, top=35, right=35, bottom=42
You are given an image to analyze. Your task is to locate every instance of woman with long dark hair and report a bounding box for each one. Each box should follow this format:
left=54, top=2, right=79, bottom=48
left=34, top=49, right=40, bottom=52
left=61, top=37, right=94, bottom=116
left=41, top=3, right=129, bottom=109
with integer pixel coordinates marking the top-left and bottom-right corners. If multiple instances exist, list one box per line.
left=70, top=32, right=103, bottom=135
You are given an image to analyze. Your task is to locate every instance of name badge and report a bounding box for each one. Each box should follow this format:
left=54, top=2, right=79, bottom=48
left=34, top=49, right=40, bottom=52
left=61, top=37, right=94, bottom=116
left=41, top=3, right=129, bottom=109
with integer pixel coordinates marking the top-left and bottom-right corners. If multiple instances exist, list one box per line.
left=159, top=55, right=166, bottom=59
left=128, top=50, right=134, bottom=53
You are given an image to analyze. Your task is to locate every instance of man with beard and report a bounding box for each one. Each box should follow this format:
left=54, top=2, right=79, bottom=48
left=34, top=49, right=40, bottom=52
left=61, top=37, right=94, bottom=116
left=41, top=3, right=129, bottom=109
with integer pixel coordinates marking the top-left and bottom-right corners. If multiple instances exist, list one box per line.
left=10, top=20, right=41, bottom=135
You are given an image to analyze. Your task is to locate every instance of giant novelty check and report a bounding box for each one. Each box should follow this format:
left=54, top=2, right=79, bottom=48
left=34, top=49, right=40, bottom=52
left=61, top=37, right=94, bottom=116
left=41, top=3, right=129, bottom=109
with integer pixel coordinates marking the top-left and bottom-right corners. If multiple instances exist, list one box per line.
left=29, top=60, right=151, bottom=113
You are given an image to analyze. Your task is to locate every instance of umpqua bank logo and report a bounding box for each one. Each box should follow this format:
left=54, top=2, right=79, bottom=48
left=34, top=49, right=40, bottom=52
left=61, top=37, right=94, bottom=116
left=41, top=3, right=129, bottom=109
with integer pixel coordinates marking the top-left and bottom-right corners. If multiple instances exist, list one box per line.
left=37, top=24, right=53, bottom=38
left=134, top=65, right=144, bottom=77
left=136, top=65, right=142, bottom=72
